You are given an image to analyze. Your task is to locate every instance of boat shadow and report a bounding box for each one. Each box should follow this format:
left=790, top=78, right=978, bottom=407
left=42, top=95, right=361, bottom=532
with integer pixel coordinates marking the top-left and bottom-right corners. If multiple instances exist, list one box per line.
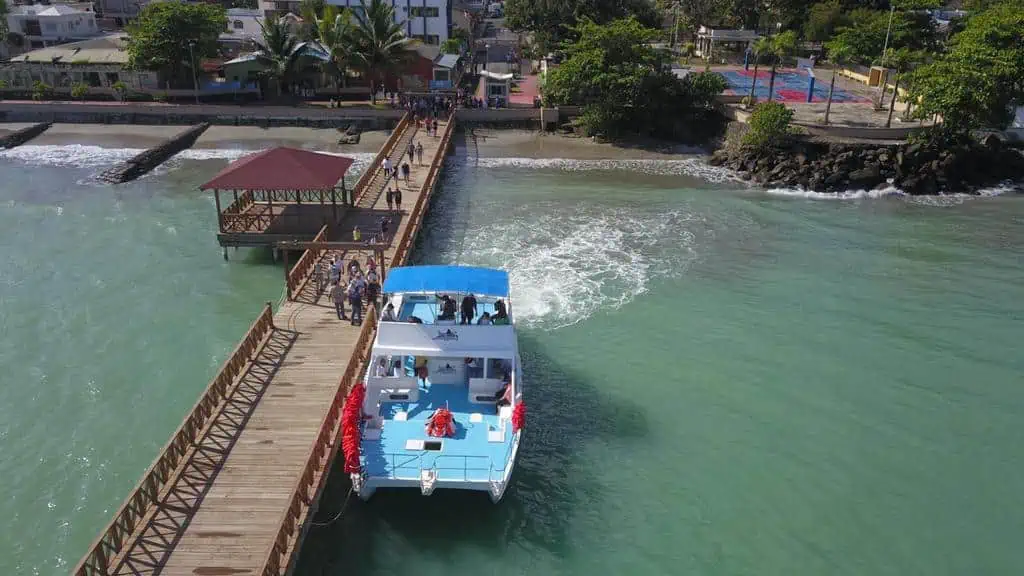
left=297, top=333, right=650, bottom=574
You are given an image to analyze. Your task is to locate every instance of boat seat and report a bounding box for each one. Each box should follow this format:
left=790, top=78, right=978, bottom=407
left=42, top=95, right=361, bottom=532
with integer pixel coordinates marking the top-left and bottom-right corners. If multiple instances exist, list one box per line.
left=468, top=377, right=504, bottom=404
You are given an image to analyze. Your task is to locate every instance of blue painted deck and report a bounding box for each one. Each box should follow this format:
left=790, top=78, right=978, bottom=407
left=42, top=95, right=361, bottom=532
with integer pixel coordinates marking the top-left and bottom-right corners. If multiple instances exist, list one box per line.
left=362, top=384, right=513, bottom=483
left=398, top=297, right=498, bottom=325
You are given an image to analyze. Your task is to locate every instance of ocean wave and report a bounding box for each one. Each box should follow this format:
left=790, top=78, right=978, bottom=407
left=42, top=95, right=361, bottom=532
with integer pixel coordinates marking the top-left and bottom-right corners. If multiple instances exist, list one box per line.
left=763, top=182, right=1018, bottom=203
left=466, top=156, right=744, bottom=184
left=0, top=144, right=144, bottom=168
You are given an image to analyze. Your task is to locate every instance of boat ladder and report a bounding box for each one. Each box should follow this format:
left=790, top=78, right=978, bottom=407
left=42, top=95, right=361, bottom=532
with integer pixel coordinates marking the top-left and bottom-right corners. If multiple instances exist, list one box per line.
left=420, top=469, right=438, bottom=495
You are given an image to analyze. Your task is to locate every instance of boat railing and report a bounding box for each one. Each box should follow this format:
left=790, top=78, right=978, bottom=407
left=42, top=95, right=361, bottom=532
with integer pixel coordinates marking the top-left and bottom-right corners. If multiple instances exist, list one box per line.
left=431, top=454, right=490, bottom=481
left=488, top=429, right=518, bottom=483
left=383, top=452, right=426, bottom=479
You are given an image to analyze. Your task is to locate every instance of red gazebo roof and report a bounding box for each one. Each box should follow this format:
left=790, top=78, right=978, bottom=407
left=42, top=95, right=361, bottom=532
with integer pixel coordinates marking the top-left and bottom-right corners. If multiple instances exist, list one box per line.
left=200, top=147, right=355, bottom=191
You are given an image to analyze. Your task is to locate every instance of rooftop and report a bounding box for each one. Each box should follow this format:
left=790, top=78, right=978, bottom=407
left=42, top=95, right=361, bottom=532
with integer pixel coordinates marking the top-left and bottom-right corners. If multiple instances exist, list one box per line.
left=6, top=34, right=127, bottom=64
left=435, top=53, right=460, bottom=69
left=382, top=266, right=510, bottom=297
left=11, top=4, right=90, bottom=16
left=200, top=147, right=355, bottom=191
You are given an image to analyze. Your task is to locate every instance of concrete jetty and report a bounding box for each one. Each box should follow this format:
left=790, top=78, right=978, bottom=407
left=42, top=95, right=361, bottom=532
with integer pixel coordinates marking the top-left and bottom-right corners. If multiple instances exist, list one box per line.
left=0, top=121, right=51, bottom=149
left=98, top=123, right=210, bottom=183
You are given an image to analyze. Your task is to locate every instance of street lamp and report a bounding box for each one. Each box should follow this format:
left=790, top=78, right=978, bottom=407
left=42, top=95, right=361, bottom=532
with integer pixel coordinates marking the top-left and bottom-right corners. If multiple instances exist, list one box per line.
left=188, top=40, right=199, bottom=104
left=485, top=43, right=490, bottom=74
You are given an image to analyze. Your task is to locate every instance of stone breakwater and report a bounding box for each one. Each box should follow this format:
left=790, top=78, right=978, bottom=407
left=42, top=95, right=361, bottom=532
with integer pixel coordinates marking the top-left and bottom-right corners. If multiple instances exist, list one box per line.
left=710, top=136, right=1024, bottom=195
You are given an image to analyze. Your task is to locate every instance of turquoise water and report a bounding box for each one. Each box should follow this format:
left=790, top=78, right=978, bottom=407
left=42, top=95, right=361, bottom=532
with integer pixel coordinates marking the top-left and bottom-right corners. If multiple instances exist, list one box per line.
left=1, top=143, right=1023, bottom=575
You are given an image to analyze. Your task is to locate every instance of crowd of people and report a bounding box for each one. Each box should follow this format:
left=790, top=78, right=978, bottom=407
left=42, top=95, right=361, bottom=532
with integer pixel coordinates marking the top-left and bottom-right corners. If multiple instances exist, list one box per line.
left=314, top=254, right=382, bottom=326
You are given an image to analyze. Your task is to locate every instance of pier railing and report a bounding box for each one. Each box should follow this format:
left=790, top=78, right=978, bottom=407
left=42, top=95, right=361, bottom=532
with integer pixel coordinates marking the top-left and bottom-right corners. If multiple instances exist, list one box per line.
left=258, top=304, right=378, bottom=576
left=391, top=111, right=455, bottom=266
left=351, top=111, right=411, bottom=205
left=285, top=224, right=329, bottom=299
left=73, top=302, right=277, bottom=576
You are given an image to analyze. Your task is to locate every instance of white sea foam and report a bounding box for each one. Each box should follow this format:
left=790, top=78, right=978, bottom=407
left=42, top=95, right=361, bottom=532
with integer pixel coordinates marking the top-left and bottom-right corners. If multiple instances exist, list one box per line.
left=441, top=207, right=701, bottom=329
left=0, top=144, right=144, bottom=168
left=468, top=156, right=744, bottom=184
left=764, top=182, right=1019, bottom=203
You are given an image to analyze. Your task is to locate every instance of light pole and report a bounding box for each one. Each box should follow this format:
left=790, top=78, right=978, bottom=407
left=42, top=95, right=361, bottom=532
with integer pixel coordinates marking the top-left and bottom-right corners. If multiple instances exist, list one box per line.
left=485, top=43, right=490, bottom=74
left=188, top=41, right=199, bottom=104
left=877, top=3, right=896, bottom=108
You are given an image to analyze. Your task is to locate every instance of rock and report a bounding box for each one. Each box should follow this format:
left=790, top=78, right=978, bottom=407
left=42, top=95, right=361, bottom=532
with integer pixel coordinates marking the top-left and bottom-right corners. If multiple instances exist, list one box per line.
left=338, top=133, right=361, bottom=145
left=824, top=172, right=845, bottom=187
left=848, top=163, right=883, bottom=188
left=709, top=149, right=729, bottom=166
left=981, top=133, right=1002, bottom=150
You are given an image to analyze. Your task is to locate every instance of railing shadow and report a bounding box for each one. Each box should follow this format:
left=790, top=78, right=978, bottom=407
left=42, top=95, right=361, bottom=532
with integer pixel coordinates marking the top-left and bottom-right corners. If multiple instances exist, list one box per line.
left=111, top=327, right=299, bottom=575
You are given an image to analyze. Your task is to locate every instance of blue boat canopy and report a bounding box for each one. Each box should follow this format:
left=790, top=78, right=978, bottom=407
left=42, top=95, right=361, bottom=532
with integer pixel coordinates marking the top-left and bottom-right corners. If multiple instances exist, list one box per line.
left=382, top=265, right=510, bottom=297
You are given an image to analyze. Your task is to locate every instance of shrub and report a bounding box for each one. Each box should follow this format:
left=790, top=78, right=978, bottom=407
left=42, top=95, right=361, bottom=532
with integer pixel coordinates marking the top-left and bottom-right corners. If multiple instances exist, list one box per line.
left=682, top=42, right=695, bottom=57
left=0, top=80, right=7, bottom=101
left=71, top=82, right=90, bottom=100
left=742, top=101, right=794, bottom=149
left=32, top=81, right=52, bottom=101
left=112, top=80, right=128, bottom=101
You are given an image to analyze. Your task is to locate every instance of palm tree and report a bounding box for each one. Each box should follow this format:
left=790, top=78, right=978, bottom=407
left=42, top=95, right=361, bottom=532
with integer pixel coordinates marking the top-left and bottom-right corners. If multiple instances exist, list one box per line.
left=746, top=36, right=772, bottom=108
left=884, top=48, right=920, bottom=128
left=254, top=15, right=311, bottom=97
left=348, top=0, right=413, bottom=104
left=302, top=4, right=354, bottom=89
left=766, top=30, right=798, bottom=101
left=823, top=37, right=853, bottom=125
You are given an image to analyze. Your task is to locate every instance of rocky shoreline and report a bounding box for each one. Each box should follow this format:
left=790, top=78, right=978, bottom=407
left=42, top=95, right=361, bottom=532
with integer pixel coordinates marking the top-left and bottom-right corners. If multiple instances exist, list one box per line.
left=709, top=135, right=1024, bottom=195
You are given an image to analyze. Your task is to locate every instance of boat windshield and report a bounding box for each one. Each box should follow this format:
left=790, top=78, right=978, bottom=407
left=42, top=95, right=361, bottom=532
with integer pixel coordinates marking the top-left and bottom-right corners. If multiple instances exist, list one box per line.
left=380, top=292, right=512, bottom=326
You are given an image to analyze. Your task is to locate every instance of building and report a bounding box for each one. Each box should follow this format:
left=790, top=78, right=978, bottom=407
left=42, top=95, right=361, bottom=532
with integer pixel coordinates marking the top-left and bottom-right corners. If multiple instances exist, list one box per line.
left=7, top=4, right=100, bottom=50
left=92, top=0, right=150, bottom=26
left=220, top=8, right=264, bottom=55
left=0, top=34, right=158, bottom=94
left=400, top=42, right=460, bottom=91
left=694, top=26, right=760, bottom=60
left=258, top=0, right=452, bottom=44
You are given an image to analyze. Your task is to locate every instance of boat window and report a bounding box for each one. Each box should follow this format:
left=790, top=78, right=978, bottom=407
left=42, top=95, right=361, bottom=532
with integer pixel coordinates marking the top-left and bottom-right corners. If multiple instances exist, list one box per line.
left=389, top=293, right=511, bottom=325
left=465, top=357, right=484, bottom=379
left=486, top=358, right=512, bottom=379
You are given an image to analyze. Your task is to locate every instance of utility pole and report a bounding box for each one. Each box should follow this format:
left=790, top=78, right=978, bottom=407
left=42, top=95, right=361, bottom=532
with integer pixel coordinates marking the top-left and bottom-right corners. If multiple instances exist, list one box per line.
left=188, top=41, right=199, bottom=104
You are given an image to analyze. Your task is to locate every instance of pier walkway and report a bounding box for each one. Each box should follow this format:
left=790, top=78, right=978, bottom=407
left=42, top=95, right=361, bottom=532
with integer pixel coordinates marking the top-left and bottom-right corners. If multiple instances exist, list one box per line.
left=74, top=113, right=455, bottom=576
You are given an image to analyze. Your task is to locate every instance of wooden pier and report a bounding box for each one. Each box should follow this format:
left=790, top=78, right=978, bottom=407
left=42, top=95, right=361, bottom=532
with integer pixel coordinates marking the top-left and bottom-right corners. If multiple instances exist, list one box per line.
left=73, top=112, right=456, bottom=576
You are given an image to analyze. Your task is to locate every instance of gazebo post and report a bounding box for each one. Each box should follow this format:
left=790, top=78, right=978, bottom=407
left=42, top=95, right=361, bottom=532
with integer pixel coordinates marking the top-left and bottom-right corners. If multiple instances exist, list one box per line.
left=283, top=248, right=291, bottom=299
left=213, top=188, right=222, bottom=232
left=331, top=186, right=337, bottom=221
left=342, top=175, right=348, bottom=205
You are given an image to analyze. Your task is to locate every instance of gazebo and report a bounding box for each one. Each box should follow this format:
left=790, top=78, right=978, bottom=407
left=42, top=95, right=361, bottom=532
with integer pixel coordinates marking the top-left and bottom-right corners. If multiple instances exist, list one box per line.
left=694, top=26, right=760, bottom=61
left=200, top=147, right=355, bottom=257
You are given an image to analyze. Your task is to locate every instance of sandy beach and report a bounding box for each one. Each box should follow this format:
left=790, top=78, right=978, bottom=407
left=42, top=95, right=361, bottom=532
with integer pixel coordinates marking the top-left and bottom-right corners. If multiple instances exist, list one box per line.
left=0, top=123, right=705, bottom=159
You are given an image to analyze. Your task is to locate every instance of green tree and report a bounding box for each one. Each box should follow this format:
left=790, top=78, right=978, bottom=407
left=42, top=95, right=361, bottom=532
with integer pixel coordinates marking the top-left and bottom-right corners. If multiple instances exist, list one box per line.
left=298, top=0, right=327, bottom=40
left=803, top=1, right=846, bottom=42
left=254, top=15, right=312, bottom=97
left=302, top=4, right=354, bottom=88
left=765, top=30, right=797, bottom=101
left=32, top=81, right=52, bottom=101
left=440, top=38, right=462, bottom=54
left=506, top=0, right=661, bottom=54
left=742, top=101, right=794, bottom=149
left=543, top=17, right=725, bottom=138
left=904, top=1, right=1024, bottom=137
left=822, top=36, right=853, bottom=125
left=126, top=3, right=226, bottom=88
left=348, top=0, right=412, bottom=104
left=71, top=82, right=89, bottom=101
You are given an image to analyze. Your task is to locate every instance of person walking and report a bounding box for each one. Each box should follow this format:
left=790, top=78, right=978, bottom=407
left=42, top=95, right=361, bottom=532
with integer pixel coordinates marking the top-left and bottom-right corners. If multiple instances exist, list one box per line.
left=330, top=279, right=346, bottom=320
left=380, top=216, right=390, bottom=243
left=432, top=118, right=439, bottom=136
left=386, top=186, right=394, bottom=211
left=401, top=161, right=411, bottom=183
left=394, top=187, right=403, bottom=211
left=415, top=142, right=424, bottom=165
left=382, top=157, right=392, bottom=179
left=366, top=267, right=380, bottom=308
left=347, top=276, right=364, bottom=325
left=407, top=142, right=415, bottom=164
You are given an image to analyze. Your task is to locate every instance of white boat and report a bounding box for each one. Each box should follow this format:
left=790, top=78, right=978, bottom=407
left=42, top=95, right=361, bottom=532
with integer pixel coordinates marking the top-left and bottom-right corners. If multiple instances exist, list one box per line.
left=347, top=265, right=524, bottom=502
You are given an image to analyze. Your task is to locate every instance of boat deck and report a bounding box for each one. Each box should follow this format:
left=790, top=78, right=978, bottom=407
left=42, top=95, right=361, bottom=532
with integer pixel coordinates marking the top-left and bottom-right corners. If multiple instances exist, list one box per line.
left=363, top=383, right=513, bottom=483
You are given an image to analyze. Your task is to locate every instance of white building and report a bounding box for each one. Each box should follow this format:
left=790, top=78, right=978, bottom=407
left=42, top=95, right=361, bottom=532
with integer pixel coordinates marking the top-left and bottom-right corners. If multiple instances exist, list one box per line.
left=221, top=8, right=264, bottom=53
left=258, top=0, right=452, bottom=45
left=7, top=4, right=100, bottom=49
